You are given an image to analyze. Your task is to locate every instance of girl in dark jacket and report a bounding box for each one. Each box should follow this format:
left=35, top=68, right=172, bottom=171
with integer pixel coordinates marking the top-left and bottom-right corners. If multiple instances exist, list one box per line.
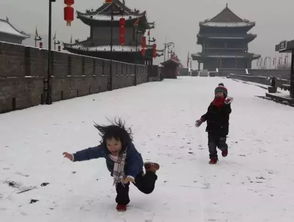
left=63, top=119, right=159, bottom=211
left=195, top=85, right=232, bottom=164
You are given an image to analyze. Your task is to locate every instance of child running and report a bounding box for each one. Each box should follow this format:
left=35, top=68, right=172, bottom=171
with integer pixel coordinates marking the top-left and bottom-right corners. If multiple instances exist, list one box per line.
left=195, top=84, right=232, bottom=164
left=63, top=119, right=159, bottom=211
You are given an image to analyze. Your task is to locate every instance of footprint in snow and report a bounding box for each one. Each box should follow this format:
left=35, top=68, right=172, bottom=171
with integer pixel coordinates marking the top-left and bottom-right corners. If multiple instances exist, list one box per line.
left=40, top=182, right=50, bottom=187
left=30, top=199, right=39, bottom=204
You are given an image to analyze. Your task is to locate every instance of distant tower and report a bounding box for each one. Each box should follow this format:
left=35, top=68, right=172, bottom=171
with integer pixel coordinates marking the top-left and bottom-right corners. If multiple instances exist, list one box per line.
left=63, top=0, right=155, bottom=64
left=192, top=5, right=260, bottom=71
left=0, top=17, right=30, bottom=44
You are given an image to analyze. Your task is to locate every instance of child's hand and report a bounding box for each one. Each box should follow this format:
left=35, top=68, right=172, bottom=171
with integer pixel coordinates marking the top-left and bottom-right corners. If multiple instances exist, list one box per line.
left=63, top=152, right=74, bottom=161
left=225, top=97, right=233, bottom=104
left=123, top=176, right=135, bottom=184
left=195, top=119, right=203, bottom=127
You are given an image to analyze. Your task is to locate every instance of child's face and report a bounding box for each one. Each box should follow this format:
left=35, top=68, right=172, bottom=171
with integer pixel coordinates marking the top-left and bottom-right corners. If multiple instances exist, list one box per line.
left=215, top=92, right=224, bottom=98
left=106, top=137, right=122, bottom=156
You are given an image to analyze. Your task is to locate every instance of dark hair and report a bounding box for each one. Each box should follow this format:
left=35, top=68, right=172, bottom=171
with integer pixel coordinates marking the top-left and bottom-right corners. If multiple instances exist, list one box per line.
left=94, top=118, right=132, bottom=152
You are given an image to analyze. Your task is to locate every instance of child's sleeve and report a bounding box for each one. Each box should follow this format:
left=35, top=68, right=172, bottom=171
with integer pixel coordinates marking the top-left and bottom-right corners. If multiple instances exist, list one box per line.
left=224, top=103, right=232, bottom=115
left=73, top=144, right=105, bottom=161
left=200, top=105, right=211, bottom=121
left=125, top=144, right=144, bottom=178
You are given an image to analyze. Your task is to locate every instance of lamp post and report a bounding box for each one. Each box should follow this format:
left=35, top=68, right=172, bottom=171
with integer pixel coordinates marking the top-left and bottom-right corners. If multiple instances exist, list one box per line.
left=133, top=21, right=140, bottom=86
left=45, top=0, right=55, bottom=104
left=108, top=1, right=114, bottom=91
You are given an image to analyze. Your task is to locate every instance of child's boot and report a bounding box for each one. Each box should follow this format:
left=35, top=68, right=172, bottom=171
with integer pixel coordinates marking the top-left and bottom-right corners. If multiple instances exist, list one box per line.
left=209, top=157, right=218, bottom=164
left=144, top=162, right=160, bottom=173
left=222, top=148, right=228, bottom=157
left=116, top=204, right=127, bottom=212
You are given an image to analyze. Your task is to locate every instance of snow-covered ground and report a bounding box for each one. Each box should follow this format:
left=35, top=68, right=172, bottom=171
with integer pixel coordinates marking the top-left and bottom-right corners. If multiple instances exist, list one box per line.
left=1, top=77, right=294, bottom=222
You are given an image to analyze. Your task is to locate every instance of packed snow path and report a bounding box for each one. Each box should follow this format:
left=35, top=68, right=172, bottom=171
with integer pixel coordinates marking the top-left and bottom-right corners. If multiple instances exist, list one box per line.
left=1, top=77, right=294, bottom=222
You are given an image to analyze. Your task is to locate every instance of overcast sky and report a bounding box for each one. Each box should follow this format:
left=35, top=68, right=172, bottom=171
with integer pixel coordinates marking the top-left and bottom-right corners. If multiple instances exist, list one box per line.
left=1, top=0, right=294, bottom=67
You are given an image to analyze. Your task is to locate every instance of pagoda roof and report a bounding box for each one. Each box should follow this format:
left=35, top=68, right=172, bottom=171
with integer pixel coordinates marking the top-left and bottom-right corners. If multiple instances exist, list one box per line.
left=197, top=33, right=256, bottom=41
left=77, top=11, right=145, bottom=23
left=64, top=42, right=138, bottom=53
left=0, top=17, right=30, bottom=39
left=161, top=55, right=181, bottom=65
left=200, top=5, right=255, bottom=28
left=77, top=0, right=152, bottom=28
left=192, top=52, right=260, bottom=60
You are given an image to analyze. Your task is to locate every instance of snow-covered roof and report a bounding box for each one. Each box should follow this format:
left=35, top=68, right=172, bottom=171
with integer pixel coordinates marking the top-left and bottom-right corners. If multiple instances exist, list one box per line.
left=207, top=36, right=247, bottom=40
left=200, top=22, right=254, bottom=28
left=192, top=53, right=260, bottom=59
left=77, top=12, right=143, bottom=22
left=65, top=44, right=138, bottom=52
left=200, top=6, right=255, bottom=28
left=206, top=55, right=248, bottom=58
left=0, top=18, right=30, bottom=38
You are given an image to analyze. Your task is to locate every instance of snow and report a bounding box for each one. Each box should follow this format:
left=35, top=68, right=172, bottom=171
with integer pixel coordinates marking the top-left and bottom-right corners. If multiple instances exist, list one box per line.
left=79, top=13, right=142, bottom=22
left=192, top=53, right=249, bottom=58
left=0, top=19, right=28, bottom=38
left=201, top=22, right=254, bottom=27
left=1, top=77, right=294, bottom=222
left=67, top=44, right=138, bottom=52
left=207, top=36, right=246, bottom=40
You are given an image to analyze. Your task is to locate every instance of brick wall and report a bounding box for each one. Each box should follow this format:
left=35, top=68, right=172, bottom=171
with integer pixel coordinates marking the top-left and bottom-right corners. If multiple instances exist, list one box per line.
left=0, top=42, right=148, bottom=113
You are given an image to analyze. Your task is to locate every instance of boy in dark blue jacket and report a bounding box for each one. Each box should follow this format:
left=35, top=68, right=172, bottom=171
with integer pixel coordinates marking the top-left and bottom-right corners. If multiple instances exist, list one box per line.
left=195, top=85, right=232, bottom=164
left=63, top=119, right=159, bottom=211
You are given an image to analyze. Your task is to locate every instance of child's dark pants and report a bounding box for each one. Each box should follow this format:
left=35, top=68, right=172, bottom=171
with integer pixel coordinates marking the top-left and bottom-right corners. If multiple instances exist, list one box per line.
left=208, top=133, right=228, bottom=159
left=115, top=171, right=158, bottom=205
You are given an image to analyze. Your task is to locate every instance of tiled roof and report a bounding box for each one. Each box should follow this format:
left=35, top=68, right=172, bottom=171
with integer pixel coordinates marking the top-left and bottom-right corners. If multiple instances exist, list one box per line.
left=210, top=6, right=243, bottom=23
left=200, top=6, right=254, bottom=28
left=0, top=18, right=29, bottom=38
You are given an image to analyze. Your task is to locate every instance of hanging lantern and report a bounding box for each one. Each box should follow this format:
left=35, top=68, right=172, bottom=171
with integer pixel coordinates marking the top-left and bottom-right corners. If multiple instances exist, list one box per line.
left=140, top=36, right=146, bottom=56
left=140, top=48, right=146, bottom=56
left=141, top=36, right=146, bottom=49
left=64, top=6, right=74, bottom=26
left=152, top=44, right=157, bottom=58
left=119, top=18, right=126, bottom=26
left=64, top=0, right=74, bottom=5
left=64, top=0, right=74, bottom=26
left=119, top=18, right=126, bottom=45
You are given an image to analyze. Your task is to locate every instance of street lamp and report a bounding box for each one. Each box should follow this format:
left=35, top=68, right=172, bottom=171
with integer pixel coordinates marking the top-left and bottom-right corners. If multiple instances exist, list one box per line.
left=133, top=20, right=141, bottom=86
left=164, top=42, right=174, bottom=61
left=45, top=0, right=56, bottom=104
left=109, top=2, right=113, bottom=91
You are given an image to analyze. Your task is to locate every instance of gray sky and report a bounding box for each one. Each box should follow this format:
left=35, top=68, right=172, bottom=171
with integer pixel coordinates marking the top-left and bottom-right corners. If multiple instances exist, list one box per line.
left=1, top=0, right=294, bottom=67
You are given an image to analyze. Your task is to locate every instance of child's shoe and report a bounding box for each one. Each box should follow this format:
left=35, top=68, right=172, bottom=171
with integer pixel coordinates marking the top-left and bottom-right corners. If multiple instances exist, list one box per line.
left=209, top=158, right=218, bottom=164
left=116, top=204, right=127, bottom=212
left=222, top=148, right=228, bottom=157
left=144, top=162, right=160, bottom=173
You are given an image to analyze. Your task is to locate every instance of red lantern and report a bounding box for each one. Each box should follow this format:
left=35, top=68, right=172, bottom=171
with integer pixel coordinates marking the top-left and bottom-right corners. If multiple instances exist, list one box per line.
left=105, top=0, right=113, bottom=3
left=64, top=6, right=74, bottom=26
left=140, top=48, right=146, bottom=56
left=119, top=18, right=126, bottom=45
left=64, top=0, right=74, bottom=5
left=141, top=36, right=146, bottom=49
left=119, top=18, right=126, bottom=26
left=152, top=44, right=157, bottom=58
